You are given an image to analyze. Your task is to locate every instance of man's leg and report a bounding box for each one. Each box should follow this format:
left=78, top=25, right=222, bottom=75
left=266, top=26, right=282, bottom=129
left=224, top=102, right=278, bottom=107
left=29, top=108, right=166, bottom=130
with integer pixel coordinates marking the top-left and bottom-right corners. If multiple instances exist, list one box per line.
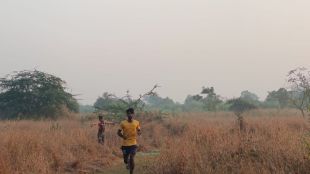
left=97, top=131, right=104, bottom=144
left=129, top=145, right=137, bottom=174
left=122, top=147, right=130, bottom=169
left=101, top=134, right=105, bottom=144
left=129, top=153, right=136, bottom=174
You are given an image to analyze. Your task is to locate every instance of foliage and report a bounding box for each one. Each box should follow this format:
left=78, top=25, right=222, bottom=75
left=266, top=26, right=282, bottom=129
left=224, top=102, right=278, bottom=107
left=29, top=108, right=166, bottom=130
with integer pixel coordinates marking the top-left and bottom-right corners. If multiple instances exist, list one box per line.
left=79, top=104, right=95, bottom=113
left=183, top=95, right=205, bottom=112
left=265, top=88, right=290, bottom=108
left=240, top=90, right=261, bottom=106
left=144, top=95, right=182, bottom=113
left=94, top=85, right=159, bottom=117
left=0, top=70, right=78, bottom=119
left=227, top=98, right=257, bottom=117
left=227, top=98, right=257, bottom=131
left=201, top=87, right=223, bottom=112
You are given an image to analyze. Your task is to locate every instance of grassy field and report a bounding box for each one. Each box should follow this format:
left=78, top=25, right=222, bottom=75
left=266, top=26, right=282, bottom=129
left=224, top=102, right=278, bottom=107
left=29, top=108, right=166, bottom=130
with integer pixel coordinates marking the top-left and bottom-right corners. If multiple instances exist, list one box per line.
left=1, top=109, right=310, bottom=174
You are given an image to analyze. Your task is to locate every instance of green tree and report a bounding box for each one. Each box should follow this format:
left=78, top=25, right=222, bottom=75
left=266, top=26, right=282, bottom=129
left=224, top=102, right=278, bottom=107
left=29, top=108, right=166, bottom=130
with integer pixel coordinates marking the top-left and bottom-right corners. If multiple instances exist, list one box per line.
left=183, top=95, right=205, bottom=112
left=0, top=70, right=78, bottom=119
left=227, top=98, right=257, bottom=131
left=144, top=95, right=181, bottom=112
left=265, top=88, right=290, bottom=108
left=94, top=92, right=129, bottom=114
left=201, top=87, right=223, bottom=112
left=94, top=85, right=159, bottom=117
left=240, top=90, right=260, bottom=106
left=79, top=104, right=95, bottom=113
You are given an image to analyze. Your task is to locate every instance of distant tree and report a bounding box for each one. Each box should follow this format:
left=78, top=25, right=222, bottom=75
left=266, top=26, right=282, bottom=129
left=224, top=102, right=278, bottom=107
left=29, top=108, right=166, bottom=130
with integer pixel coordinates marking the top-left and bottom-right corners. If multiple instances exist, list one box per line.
left=287, top=67, right=310, bottom=117
left=192, top=94, right=203, bottom=101
left=94, top=92, right=126, bottom=114
left=227, top=98, right=257, bottom=131
left=79, top=104, right=95, bottom=113
left=0, top=70, right=78, bottom=119
left=183, top=95, right=205, bottom=112
left=94, top=85, right=159, bottom=117
left=265, top=88, right=290, bottom=108
left=144, top=95, right=181, bottom=112
left=201, top=87, right=223, bottom=112
left=240, top=90, right=260, bottom=106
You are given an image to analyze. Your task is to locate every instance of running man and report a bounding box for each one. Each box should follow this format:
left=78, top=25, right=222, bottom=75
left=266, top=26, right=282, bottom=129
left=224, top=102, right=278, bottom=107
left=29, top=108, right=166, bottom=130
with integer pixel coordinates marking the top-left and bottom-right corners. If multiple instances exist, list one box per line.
left=117, top=108, right=141, bottom=174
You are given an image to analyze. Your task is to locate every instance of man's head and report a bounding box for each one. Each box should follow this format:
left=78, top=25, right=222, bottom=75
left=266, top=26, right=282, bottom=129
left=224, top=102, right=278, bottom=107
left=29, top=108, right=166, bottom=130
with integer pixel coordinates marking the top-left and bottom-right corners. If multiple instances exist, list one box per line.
left=126, top=108, right=134, bottom=121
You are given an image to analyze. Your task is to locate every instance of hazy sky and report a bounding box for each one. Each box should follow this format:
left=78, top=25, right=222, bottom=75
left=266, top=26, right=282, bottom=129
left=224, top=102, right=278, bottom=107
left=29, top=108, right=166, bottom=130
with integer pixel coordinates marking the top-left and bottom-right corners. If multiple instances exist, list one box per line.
left=0, top=0, right=309, bottom=104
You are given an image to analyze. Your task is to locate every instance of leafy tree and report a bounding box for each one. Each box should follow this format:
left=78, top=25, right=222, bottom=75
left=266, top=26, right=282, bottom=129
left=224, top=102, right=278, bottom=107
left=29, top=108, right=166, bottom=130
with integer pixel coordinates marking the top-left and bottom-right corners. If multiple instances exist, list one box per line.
left=144, top=95, right=181, bottom=112
left=0, top=70, right=78, bottom=119
left=94, top=92, right=127, bottom=114
left=240, top=90, right=260, bottom=106
left=287, top=67, right=310, bottom=117
left=183, top=95, right=205, bottom=112
left=79, top=104, right=95, bottom=113
left=94, top=85, right=159, bottom=117
left=201, top=87, right=223, bottom=112
left=192, top=94, right=203, bottom=101
left=265, top=88, right=290, bottom=108
left=227, top=98, right=257, bottom=131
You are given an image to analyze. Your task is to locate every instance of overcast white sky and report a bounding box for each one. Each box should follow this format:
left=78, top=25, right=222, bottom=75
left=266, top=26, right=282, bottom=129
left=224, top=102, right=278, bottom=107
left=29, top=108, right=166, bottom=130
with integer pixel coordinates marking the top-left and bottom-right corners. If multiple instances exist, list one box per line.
left=0, top=0, right=309, bottom=104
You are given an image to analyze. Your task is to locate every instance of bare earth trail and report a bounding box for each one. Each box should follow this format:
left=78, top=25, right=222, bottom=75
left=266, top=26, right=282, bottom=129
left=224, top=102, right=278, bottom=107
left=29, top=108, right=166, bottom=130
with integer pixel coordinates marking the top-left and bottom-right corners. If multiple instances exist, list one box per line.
left=100, top=151, right=160, bottom=174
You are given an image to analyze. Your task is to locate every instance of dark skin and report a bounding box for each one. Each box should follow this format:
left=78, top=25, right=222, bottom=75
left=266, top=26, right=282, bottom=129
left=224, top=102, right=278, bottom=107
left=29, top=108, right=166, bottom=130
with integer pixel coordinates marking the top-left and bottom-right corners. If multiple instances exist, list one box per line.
left=117, top=112, right=141, bottom=174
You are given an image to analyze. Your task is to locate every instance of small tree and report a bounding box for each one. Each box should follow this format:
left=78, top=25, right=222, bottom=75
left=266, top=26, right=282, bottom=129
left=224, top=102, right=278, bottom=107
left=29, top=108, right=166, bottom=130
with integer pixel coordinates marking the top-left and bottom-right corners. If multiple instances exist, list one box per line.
left=201, top=87, right=222, bottom=112
left=0, top=70, right=78, bottom=119
left=287, top=67, right=310, bottom=117
left=227, top=98, right=257, bottom=131
left=94, top=85, right=159, bottom=118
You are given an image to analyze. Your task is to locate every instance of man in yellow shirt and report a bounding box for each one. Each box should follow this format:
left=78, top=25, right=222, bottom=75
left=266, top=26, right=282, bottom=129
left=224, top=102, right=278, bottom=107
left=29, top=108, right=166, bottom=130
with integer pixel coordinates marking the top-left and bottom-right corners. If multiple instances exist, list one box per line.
left=117, top=108, right=141, bottom=174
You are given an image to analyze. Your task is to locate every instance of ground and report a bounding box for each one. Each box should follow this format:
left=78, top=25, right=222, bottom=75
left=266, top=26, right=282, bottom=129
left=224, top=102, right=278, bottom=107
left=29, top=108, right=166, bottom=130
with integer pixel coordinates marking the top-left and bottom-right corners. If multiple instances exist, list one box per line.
left=101, top=151, right=159, bottom=174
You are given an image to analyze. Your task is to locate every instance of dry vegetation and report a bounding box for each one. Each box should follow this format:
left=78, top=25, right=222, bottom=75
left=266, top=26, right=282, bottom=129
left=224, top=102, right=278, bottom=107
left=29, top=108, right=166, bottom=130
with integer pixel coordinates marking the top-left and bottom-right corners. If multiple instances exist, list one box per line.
left=0, top=112, right=168, bottom=174
left=1, top=110, right=310, bottom=174
left=144, top=110, right=310, bottom=174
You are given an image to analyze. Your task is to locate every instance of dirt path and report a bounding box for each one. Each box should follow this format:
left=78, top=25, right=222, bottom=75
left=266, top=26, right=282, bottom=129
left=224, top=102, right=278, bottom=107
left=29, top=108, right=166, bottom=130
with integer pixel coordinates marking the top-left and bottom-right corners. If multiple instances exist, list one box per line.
left=100, top=151, right=159, bottom=174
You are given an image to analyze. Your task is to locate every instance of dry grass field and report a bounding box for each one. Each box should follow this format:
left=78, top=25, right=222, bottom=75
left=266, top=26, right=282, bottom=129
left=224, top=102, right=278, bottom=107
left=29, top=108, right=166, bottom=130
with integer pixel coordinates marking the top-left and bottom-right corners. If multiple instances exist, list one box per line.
left=1, top=110, right=310, bottom=174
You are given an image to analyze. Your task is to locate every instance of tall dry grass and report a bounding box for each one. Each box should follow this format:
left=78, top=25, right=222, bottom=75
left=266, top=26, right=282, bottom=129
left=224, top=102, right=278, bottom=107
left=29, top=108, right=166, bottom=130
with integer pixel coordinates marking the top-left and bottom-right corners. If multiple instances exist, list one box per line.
left=0, top=112, right=168, bottom=174
left=1, top=109, right=310, bottom=174
left=145, top=110, right=310, bottom=174
left=0, top=119, right=118, bottom=174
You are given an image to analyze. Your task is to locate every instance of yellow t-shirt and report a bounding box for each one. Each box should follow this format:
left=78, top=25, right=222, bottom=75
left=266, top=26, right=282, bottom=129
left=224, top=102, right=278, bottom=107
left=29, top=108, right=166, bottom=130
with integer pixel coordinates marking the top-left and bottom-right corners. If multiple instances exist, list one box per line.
left=120, top=119, right=140, bottom=146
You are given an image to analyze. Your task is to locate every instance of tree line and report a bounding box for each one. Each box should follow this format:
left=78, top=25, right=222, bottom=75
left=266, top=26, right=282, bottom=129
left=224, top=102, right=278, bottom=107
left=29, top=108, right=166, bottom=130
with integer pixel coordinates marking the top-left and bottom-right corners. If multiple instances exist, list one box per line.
left=0, top=68, right=309, bottom=120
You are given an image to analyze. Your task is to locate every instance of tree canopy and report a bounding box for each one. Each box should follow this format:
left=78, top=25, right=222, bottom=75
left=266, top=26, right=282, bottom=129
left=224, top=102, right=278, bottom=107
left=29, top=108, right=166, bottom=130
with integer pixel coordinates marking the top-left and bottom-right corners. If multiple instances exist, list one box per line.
left=227, top=98, right=257, bottom=117
left=0, top=70, right=78, bottom=119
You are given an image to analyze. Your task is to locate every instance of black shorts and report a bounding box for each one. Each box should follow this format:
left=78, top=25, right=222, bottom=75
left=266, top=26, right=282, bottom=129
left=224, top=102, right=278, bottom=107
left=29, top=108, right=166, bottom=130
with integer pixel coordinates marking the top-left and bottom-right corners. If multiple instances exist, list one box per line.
left=121, top=145, right=138, bottom=155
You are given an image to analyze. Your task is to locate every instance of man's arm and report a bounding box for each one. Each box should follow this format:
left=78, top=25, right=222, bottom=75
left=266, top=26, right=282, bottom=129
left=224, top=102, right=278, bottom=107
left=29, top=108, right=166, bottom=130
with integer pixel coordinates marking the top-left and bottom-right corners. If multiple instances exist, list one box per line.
left=117, top=129, right=126, bottom=139
left=137, top=128, right=141, bottom=136
left=137, top=122, right=141, bottom=135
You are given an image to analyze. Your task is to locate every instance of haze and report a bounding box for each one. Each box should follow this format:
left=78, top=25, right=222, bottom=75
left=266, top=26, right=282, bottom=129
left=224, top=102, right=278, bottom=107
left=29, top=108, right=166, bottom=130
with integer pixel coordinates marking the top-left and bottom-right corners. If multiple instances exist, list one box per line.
left=0, top=0, right=309, bottom=104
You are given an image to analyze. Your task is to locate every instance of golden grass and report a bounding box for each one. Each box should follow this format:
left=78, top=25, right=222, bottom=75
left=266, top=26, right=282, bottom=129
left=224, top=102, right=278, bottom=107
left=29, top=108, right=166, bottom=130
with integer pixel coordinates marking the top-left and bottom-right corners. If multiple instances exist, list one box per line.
left=1, top=109, right=310, bottom=174
left=144, top=110, right=310, bottom=174
left=0, top=113, right=168, bottom=174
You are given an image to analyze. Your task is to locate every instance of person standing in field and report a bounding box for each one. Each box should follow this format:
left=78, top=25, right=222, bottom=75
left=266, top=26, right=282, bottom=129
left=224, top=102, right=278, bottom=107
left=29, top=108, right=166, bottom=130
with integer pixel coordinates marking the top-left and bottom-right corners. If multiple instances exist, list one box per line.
left=91, top=114, right=114, bottom=144
left=117, top=108, right=141, bottom=174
